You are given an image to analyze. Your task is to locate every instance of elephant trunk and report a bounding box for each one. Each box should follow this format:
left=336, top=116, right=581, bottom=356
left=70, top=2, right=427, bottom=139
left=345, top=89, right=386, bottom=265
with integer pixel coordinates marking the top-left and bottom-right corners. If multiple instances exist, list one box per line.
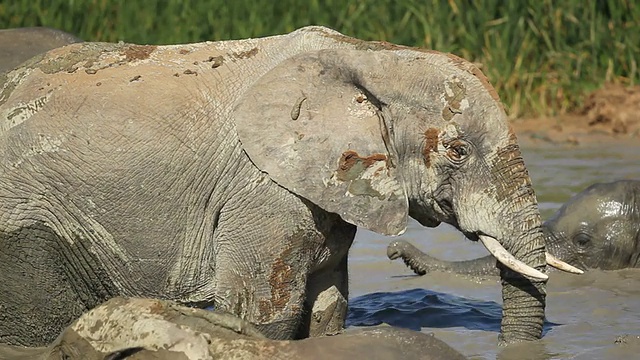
left=498, top=228, right=546, bottom=344
left=491, top=144, right=547, bottom=344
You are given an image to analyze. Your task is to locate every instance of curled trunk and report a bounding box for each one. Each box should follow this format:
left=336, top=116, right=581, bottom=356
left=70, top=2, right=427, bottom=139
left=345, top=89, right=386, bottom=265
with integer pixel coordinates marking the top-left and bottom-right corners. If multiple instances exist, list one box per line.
left=387, top=240, right=499, bottom=276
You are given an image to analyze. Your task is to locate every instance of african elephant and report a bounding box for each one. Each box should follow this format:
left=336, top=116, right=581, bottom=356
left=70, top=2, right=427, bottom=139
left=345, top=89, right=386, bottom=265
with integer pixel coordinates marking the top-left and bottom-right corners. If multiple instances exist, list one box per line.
left=0, top=27, right=82, bottom=74
left=0, top=26, right=575, bottom=347
left=388, top=180, right=640, bottom=275
left=0, top=297, right=467, bottom=360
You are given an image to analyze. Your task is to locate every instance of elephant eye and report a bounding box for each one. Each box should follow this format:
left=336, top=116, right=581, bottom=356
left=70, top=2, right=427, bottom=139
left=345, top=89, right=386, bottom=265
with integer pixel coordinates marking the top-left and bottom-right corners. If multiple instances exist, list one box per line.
left=446, top=140, right=470, bottom=162
left=573, top=233, right=591, bottom=248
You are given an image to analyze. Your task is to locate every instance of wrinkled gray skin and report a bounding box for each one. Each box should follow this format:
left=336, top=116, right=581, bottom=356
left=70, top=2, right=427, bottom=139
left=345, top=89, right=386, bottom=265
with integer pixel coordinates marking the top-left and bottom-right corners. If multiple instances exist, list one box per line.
left=0, top=27, right=82, bottom=74
left=388, top=180, right=640, bottom=275
left=0, top=297, right=467, bottom=360
left=0, top=26, right=547, bottom=346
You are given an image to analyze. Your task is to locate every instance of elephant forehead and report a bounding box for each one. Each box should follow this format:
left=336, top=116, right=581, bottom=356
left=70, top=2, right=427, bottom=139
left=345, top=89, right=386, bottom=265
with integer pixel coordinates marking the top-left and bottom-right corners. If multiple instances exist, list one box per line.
left=596, top=199, right=626, bottom=218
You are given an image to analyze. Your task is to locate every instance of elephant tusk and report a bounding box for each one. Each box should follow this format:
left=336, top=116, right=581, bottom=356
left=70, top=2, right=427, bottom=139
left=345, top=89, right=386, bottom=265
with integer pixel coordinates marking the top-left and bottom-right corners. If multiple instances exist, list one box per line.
left=479, top=235, right=548, bottom=280
left=546, top=253, right=584, bottom=274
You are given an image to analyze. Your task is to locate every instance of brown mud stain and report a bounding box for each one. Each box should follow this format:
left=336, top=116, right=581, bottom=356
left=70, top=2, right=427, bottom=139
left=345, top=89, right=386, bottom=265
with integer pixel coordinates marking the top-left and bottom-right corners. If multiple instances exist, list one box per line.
left=121, top=45, right=157, bottom=62
left=147, top=299, right=166, bottom=315
left=204, top=55, right=224, bottom=68
left=259, top=247, right=295, bottom=322
left=233, top=47, right=259, bottom=60
left=423, top=128, right=440, bottom=167
left=336, top=150, right=388, bottom=182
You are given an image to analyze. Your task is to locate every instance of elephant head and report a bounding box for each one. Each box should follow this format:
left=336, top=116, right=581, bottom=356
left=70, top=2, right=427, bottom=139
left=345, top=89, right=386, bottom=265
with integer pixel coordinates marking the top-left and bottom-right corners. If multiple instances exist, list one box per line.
left=545, top=180, right=640, bottom=270
left=233, top=36, right=573, bottom=343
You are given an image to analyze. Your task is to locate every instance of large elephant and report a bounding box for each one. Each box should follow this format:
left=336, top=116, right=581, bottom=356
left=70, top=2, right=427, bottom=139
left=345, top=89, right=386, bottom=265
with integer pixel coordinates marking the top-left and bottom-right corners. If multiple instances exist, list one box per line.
left=0, top=27, right=82, bottom=74
left=388, top=180, right=640, bottom=275
left=0, top=297, right=467, bottom=360
left=0, top=26, right=574, bottom=347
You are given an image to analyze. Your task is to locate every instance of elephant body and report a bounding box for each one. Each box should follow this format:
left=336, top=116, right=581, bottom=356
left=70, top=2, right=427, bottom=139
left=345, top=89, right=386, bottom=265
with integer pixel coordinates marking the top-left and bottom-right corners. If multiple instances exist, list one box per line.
left=388, top=180, right=640, bottom=275
left=0, top=27, right=82, bottom=75
left=0, top=26, right=550, bottom=346
left=0, top=297, right=467, bottom=360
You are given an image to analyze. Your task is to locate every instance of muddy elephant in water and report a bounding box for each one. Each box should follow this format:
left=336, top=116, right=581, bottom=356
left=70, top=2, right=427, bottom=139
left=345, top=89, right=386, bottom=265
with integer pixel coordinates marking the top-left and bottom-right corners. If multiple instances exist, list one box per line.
left=0, top=27, right=82, bottom=74
left=0, top=297, right=467, bottom=360
left=388, top=180, right=640, bottom=275
left=0, top=26, right=577, bottom=347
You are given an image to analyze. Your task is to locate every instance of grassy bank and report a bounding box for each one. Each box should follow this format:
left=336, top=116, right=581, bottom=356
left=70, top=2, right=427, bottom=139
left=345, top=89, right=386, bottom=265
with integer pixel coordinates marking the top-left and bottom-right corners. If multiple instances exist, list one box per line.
left=2, top=0, right=638, bottom=118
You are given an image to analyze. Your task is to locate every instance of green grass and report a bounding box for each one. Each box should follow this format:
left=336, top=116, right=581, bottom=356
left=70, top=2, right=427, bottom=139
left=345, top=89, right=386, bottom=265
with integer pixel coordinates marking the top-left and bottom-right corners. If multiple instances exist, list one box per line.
left=2, top=0, right=638, bottom=118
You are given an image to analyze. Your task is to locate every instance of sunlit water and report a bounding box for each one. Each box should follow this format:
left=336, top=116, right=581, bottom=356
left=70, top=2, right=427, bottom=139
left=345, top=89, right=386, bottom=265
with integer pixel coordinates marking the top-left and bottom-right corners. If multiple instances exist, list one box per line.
left=347, top=139, right=640, bottom=359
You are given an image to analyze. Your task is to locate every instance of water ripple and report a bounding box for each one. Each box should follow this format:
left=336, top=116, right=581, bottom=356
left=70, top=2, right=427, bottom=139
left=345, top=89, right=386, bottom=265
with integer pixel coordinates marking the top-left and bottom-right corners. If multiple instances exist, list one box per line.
left=347, top=288, right=502, bottom=332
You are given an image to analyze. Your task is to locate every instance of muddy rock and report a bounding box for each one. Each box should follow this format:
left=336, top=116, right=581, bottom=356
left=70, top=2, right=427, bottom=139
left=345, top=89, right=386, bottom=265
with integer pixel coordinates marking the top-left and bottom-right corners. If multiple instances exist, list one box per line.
left=0, top=297, right=467, bottom=360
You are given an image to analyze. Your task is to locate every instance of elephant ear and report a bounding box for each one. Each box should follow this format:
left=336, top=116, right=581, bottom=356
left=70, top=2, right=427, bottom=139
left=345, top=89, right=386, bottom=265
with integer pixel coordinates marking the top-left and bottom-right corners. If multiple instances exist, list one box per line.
left=234, top=50, right=408, bottom=236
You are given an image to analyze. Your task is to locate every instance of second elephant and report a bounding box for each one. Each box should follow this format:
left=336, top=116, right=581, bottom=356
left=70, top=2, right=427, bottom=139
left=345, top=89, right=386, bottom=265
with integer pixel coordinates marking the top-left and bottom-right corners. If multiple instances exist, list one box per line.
left=388, top=180, right=640, bottom=275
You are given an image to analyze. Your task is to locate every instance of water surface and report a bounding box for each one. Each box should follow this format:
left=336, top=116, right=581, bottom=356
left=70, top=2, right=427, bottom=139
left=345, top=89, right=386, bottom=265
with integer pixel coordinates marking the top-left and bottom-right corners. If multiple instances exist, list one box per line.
left=347, top=140, right=640, bottom=359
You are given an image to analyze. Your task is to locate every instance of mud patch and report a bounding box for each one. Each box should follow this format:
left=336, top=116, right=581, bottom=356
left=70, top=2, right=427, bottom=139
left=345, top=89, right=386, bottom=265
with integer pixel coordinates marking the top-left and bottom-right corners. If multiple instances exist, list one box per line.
left=204, top=55, right=224, bottom=68
left=423, top=128, right=440, bottom=167
left=26, top=43, right=122, bottom=74
left=233, top=47, right=259, bottom=60
left=259, top=248, right=295, bottom=322
left=121, top=45, right=157, bottom=62
left=441, top=77, right=467, bottom=121
left=446, top=53, right=501, bottom=104
left=3, top=90, right=52, bottom=131
left=336, top=151, right=388, bottom=182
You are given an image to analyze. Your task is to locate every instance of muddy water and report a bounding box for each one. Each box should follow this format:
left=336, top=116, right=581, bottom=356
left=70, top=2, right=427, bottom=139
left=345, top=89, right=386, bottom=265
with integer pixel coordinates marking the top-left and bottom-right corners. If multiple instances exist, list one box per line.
left=347, top=140, right=640, bottom=359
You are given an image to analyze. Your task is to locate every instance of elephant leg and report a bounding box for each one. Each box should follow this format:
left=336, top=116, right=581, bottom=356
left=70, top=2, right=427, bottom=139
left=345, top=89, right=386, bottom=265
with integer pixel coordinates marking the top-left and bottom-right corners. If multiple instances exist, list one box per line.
left=0, top=221, right=116, bottom=346
left=211, top=189, right=324, bottom=340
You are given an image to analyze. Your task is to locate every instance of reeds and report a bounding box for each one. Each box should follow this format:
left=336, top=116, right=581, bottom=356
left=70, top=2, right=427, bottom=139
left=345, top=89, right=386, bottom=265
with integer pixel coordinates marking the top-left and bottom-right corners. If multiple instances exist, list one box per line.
left=2, top=0, right=638, bottom=118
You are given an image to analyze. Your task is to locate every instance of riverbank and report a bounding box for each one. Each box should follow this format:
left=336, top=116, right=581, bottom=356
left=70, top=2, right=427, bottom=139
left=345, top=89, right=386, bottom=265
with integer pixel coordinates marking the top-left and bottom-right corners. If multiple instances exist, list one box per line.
left=513, top=84, right=640, bottom=147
